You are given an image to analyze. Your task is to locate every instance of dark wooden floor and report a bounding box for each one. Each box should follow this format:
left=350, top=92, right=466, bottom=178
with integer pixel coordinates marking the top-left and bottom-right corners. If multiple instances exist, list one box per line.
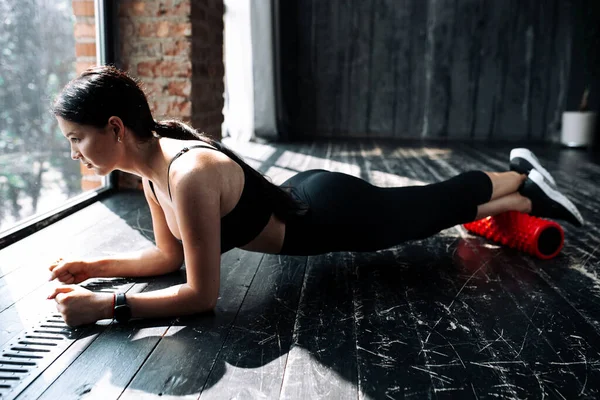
left=2, top=139, right=600, bottom=399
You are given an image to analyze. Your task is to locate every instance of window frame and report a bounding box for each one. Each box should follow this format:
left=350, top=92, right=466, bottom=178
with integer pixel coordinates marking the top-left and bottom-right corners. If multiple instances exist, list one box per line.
left=0, top=0, right=119, bottom=249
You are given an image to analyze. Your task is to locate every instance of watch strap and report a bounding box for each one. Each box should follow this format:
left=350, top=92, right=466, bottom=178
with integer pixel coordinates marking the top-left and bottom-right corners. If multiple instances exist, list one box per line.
left=115, top=292, right=127, bottom=307
left=113, top=292, right=131, bottom=323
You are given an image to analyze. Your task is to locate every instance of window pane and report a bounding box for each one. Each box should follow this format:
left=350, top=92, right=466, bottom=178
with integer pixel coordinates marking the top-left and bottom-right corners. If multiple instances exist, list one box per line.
left=0, top=0, right=104, bottom=234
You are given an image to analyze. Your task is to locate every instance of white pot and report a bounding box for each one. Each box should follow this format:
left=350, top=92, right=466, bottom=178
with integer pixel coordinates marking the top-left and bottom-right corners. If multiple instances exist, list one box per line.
left=561, top=111, right=597, bottom=147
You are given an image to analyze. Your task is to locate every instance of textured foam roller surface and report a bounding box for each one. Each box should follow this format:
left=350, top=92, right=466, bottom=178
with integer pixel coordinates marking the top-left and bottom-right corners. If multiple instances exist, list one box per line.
left=464, top=211, right=564, bottom=259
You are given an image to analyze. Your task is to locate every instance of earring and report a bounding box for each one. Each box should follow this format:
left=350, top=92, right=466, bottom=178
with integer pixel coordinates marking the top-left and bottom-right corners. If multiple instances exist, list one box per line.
left=117, top=137, right=122, bottom=143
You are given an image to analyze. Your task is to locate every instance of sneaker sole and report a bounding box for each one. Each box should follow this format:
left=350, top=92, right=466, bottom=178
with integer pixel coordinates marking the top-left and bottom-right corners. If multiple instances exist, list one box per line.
left=528, top=170, right=583, bottom=226
left=510, top=148, right=556, bottom=186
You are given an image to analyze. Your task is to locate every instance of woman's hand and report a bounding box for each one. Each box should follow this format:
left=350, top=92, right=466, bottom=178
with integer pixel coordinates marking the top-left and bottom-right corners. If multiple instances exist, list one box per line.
left=47, top=285, right=113, bottom=327
left=49, top=258, right=95, bottom=284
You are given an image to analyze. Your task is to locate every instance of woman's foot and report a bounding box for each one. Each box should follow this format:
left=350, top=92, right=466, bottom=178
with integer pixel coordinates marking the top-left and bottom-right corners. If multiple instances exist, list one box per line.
left=520, top=170, right=584, bottom=227
left=510, top=148, right=557, bottom=186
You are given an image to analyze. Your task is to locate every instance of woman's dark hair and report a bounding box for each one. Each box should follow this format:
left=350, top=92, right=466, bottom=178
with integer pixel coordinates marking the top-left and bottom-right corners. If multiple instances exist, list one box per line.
left=52, top=65, right=308, bottom=220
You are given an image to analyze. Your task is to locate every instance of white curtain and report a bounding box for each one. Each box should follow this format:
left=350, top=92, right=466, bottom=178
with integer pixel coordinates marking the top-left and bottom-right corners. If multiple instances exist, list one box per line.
left=223, top=0, right=277, bottom=142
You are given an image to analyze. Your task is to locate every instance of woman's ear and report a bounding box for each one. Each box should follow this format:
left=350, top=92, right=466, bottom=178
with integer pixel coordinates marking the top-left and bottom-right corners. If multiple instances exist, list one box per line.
left=107, top=116, right=125, bottom=140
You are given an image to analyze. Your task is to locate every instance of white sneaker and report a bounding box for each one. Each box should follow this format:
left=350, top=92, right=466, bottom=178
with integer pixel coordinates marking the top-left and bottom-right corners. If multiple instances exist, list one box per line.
left=520, top=169, right=584, bottom=227
left=510, top=148, right=557, bottom=186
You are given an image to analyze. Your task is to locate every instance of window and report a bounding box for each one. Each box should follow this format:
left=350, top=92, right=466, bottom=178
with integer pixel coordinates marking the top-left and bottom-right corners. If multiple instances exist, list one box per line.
left=0, top=0, right=113, bottom=244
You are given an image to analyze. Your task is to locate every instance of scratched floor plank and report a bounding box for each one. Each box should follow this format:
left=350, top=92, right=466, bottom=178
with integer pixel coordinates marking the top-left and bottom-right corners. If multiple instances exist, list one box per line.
left=200, top=254, right=306, bottom=399
left=420, top=143, right=600, bottom=398
left=278, top=252, right=358, bottom=400
left=459, top=144, right=600, bottom=343
left=422, top=144, right=600, bottom=392
left=352, top=248, right=440, bottom=399
left=360, top=141, right=600, bottom=398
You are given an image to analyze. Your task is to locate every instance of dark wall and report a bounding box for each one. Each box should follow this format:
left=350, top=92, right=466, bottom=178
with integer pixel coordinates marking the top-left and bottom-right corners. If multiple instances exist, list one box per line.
left=567, top=0, right=600, bottom=149
left=276, top=0, right=600, bottom=142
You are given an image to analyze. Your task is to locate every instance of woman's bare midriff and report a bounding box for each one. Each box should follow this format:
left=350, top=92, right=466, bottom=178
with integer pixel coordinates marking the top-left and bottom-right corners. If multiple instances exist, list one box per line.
left=239, top=213, right=286, bottom=254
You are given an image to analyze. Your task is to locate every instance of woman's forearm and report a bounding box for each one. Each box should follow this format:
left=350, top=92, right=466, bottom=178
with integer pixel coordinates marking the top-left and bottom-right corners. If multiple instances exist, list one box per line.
left=100, top=284, right=214, bottom=320
left=90, top=247, right=183, bottom=278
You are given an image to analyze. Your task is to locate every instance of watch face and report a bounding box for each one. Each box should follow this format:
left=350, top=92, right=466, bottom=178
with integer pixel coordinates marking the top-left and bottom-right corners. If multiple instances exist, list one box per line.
left=115, top=305, right=132, bottom=322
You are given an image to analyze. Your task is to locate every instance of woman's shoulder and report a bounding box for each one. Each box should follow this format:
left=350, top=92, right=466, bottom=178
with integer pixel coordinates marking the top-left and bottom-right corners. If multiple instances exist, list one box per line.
left=178, top=138, right=230, bottom=163
left=166, top=140, right=242, bottom=196
left=161, top=138, right=223, bottom=168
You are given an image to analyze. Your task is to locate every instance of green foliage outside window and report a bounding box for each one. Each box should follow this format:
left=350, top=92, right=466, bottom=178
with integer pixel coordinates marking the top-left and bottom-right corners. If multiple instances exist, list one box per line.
left=0, top=0, right=87, bottom=232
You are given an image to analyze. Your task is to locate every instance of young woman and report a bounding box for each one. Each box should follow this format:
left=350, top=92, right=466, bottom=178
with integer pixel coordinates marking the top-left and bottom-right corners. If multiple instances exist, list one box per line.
left=47, top=66, right=583, bottom=326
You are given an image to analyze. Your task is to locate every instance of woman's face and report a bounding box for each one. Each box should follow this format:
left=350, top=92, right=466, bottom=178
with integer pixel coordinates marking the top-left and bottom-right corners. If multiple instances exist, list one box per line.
left=56, top=116, right=119, bottom=176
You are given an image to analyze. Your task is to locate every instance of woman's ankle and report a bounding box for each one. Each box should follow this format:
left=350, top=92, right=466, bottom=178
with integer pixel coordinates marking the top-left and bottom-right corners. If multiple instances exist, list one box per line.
left=475, top=192, right=532, bottom=219
left=517, top=193, right=532, bottom=213
left=484, top=171, right=528, bottom=201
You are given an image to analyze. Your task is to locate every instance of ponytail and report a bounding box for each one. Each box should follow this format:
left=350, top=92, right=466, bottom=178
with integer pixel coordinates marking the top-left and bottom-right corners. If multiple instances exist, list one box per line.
left=153, top=119, right=199, bottom=140
left=154, top=119, right=309, bottom=220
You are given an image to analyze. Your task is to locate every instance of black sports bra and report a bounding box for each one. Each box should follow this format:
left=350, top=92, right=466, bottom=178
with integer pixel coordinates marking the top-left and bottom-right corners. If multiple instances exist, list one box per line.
left=148, top=143, right=273, bottom=253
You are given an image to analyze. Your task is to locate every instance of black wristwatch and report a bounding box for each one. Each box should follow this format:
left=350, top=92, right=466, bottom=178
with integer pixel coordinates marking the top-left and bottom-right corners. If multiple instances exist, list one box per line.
left=114, top=293, right=132, bottom=323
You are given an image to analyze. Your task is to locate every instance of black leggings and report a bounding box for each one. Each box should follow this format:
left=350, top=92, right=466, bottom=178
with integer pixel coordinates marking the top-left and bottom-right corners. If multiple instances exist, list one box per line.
left=278, top=169, right=493, bottom=256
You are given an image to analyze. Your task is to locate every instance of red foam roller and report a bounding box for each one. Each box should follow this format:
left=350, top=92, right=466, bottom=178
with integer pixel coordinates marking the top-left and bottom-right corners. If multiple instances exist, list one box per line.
left=463, top=211, right=564, bottom=260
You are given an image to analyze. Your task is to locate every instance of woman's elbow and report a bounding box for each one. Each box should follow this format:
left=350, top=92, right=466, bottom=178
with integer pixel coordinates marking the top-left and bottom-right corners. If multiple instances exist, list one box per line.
left=184, top=288, right=217, bottom=314
left=160, top=252, right=184, bottom=274
left=201, top=301, right=217, bottom=314
left=198, top=295, right=217, bottom=313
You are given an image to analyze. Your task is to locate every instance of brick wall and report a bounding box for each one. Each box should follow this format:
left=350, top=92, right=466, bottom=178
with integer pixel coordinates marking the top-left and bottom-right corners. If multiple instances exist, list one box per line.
left=71, top=0, right=225, bottom=191
left=118, top=1, right=193, bottom=126
left=190, top=0, right=225, bottom=139
left=118, top=0, right=224, bottom=141
left=73, top=0, right=103, bottom=191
